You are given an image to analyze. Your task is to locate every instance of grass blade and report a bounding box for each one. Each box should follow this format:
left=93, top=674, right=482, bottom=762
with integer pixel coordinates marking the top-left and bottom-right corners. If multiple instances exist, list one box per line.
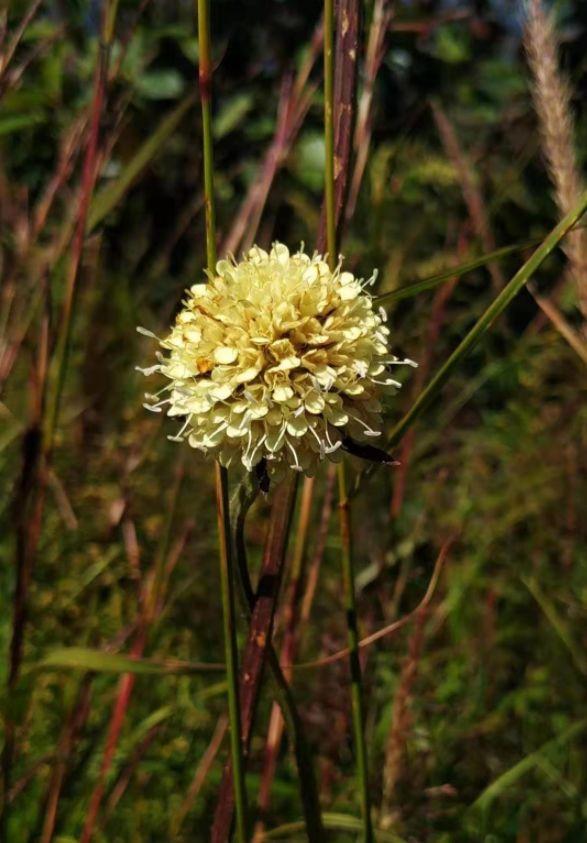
left=470, top=720, right=587, bottom=814
left=386, top=190, right=587, bottom=449
left=374, top=239, right=539, bottom=307
left=33, top=647, right=224, bottom=675
left=261, top=812, right=406, bottom=841
left=87, top=94, right=195, bottom=232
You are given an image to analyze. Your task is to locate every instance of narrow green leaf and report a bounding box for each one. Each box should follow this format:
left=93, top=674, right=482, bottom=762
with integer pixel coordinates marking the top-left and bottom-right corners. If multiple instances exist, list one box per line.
left=87, top=94, right=195, bottom=232
left=386, top=191, right=587, bottom=449
left=523, top=577, right=587, bottom=676
left=214, top=92, right=254, bottom=139
left=0, top=113, right=45, bottom=136
left=374, top=238, right=539, bottom=307
left=33, top=647, right=223, bottom=675
left=470, top=720, right=587, bottom=813
left=262, top=813, right=406, bottom=841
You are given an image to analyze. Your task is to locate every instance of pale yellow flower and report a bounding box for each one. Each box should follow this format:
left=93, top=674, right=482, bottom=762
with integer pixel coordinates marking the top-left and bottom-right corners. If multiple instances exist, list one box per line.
left=139, top=243, right=414, bottom=477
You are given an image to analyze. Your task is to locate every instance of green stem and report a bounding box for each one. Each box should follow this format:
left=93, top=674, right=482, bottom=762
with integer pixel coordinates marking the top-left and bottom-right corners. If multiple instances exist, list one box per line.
left=323, top=0, right=336, bottom=265
left=386, top=189, right=587, bottom=450
left=197, top=0, right=217, bottom=268
left=351, top=190, right=587, bottom=500
left=323, top=1, right=373, bottom=839
left=214, top=463, right=248, bottom=843
left=196, top=1, right=248, bottom=839
left=43, top=0, right=118, bottom=453
left=337, top=465, right=374, bottom=843
left=230, top=477, right=324, bottom=841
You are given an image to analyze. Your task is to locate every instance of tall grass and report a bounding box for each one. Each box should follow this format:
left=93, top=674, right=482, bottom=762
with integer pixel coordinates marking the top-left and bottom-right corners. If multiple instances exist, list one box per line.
left=196, top=0, right=248, bottom=839
left=1, top=2, right=587, bottom=840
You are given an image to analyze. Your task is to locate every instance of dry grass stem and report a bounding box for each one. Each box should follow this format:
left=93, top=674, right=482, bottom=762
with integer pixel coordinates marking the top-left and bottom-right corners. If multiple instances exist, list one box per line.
left=524, top=0, right=587, bottom=318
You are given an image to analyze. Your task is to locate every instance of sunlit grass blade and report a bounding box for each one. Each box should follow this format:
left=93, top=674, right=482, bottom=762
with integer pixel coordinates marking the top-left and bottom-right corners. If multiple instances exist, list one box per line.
left=386, top=190, right=587, bottom=450
left=323, top=0, right=373, bottom=839
left=87, top=94, right=195, bottom=232
left=374, top=238, right=539, bottom=306
left=374, top=226, right=586, bottom=307
left=32, top=647, right=224, bottom=675
left=261, top=812, right=406, bottom=841
left=195, top=0, right=248, bottom=839
left=231, top=475, right=323, bottom=842
left=469, top=720, right=587, bottom=815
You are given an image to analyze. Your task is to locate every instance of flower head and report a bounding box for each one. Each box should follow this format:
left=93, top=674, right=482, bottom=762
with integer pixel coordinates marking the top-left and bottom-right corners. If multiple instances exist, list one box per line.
left=139, top=243, right=413, bottom=477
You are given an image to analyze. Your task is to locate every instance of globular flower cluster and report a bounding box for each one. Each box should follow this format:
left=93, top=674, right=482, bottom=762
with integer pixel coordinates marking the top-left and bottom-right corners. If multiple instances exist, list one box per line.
left=139, top=243, right=414, bottom=477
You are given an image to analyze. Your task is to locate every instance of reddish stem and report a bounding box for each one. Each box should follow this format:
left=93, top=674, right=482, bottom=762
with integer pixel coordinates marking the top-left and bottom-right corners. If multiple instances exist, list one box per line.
left=211, top=477, right=298, bottom=843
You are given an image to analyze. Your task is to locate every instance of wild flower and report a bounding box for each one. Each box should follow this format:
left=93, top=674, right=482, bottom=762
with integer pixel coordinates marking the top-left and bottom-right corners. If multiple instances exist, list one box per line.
left=139, top=242, right=414, bottom=477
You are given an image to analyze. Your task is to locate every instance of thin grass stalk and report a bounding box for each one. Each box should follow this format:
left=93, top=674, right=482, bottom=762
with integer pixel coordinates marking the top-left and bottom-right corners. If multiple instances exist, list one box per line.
left=0, top=0, right=43, bottom=88
left=254, top=476, right=315, bottom=837
left=170, top=715, right=229, bottom=837
left=79, top=465, right=185, bottom=842
left=211, top=476, right=299, bottom=842
left=336, top=463, right=374, bottom=841
left=323, top=0, right=336, bottom=266
left=390, top=232, right=468, bottom=520
left=318, top=0, right=360, bottom=251
left=351, top=190, right=587, bottom=499
left=380, top=607, right=427, bottom=827
left=196, top=1, right=248, bottom=839
left=528, top=284, right=587, bottom=365
left=231, top=479, right=323, bottom=842
left=0, top=2, right=118, bottom=814
left=39, top=679, right=93, bottom=843
left=214, top=462, right=248, bottom=842
left=293, top=539, right=450, bottom=672
left=431, top=101, right=504, bottom=291
left=300, top=465, right=337, bottom=624
left=324, top=0, right=372, bottom=838
left=346, top=0, right=391, bottom=218
left=79, top=630, right=146, bottom=843
left=385, top=190, right=587, bottom=450
left=223, top=29, right=321, bottom=257
left=242, top=12, right=359, bottom=815
left=43, top=0, right=119, bottom=452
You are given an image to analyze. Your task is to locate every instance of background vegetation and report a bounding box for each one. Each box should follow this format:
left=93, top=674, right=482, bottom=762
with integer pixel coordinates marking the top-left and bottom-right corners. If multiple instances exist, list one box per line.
left=1, top=0, right=586, bottom=840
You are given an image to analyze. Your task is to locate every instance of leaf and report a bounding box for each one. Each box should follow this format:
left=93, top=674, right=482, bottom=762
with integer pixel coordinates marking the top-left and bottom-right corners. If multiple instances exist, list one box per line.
left=385, top=191, right=587, bottom=449
left=33, top=647, right=223, bottom=675
left=374, top=237, right=541, bottom=307
left=261, top=813, right=406, bottom=841
left=87, top=93, right=195, bottom=231
left=522, top=577, right=587, bottom=676
left=470, top=720, right=587, bottom=814
left=0, top=113, right=45, bottom=136
left=214, top=93, right=254, bottom=139
left=134, top=69, right=186, bottom=100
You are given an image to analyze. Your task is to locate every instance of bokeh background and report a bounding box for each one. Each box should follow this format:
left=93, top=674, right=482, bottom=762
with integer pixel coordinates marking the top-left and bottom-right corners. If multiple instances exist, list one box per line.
left=1, top=0, right=587, bottom=840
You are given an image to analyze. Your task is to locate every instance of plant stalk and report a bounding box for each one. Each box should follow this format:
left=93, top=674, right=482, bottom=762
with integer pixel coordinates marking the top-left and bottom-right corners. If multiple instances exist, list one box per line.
left=386, top=189, right=587, bottom=450
left=212, top=477, right=298, bottom=842
left=337, top=463, right=374, bottom=843
left=196, top=1, right=248, bottom=839
left=231, top=477, right=323, bottom=842
left=214, top=463, right=248, bottom=843
left=324, top=0, right=373, bottom=838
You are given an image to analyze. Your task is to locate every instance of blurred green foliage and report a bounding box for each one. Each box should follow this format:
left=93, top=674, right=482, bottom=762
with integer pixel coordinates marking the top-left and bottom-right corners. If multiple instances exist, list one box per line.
left=1, top=0, right=587, bottom=841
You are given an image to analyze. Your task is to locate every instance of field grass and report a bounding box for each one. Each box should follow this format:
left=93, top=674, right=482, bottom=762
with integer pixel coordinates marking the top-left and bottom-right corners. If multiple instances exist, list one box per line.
left=1, top=1, right=587, bottom=840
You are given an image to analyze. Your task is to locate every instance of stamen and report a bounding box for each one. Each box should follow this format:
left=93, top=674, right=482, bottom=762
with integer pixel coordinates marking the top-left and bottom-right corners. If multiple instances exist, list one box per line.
left=287, top=440, right=303, bottom=471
